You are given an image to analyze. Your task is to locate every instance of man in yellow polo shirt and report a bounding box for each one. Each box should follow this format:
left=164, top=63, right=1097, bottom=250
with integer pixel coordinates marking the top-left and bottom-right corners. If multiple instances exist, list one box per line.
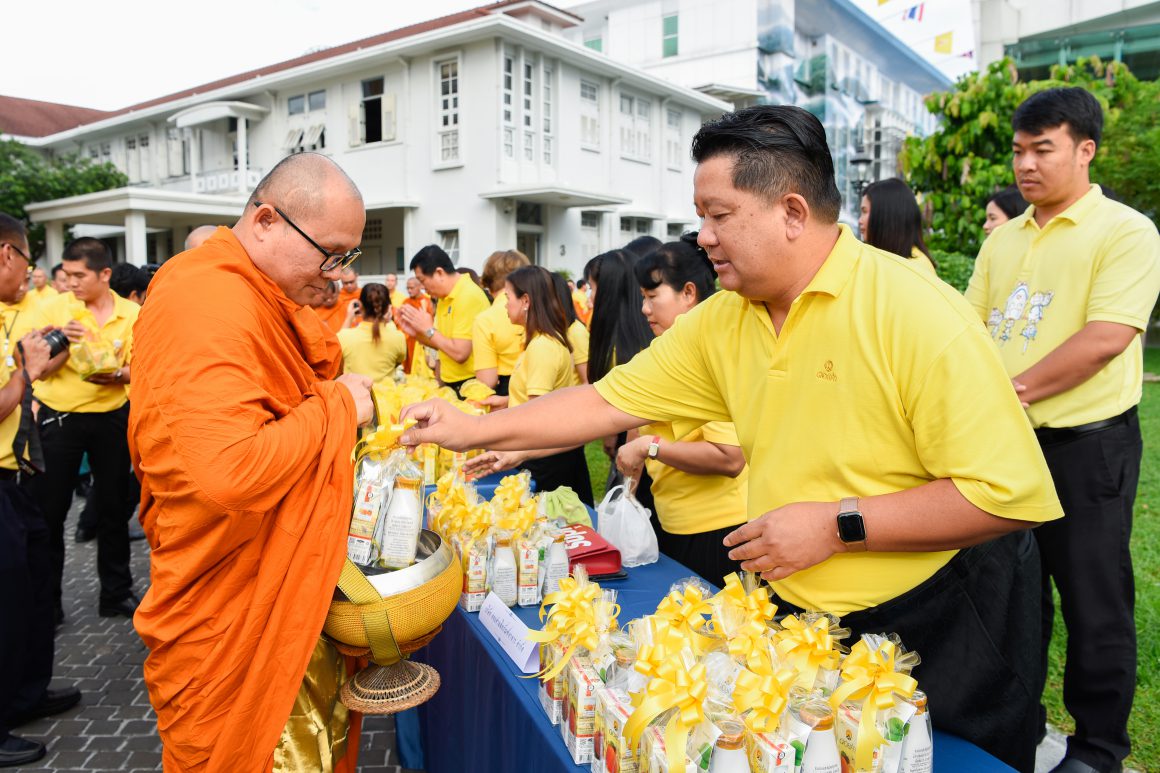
left=402, top=105, right=1062, bottom=772
left=2, top=273, right=38, bottom=369
left=26, top=267, right=57, bottom=306
left=28, top=238, right=140, bottom=622
left=967, top=87, right=1160, bottom=773
left=399, top=245, right=490, bottom=396
left=473, top=249, right=530, bottom=396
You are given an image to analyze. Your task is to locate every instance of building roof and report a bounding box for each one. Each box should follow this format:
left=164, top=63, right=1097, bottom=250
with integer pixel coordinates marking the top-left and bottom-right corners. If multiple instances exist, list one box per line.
left=0, top=94, right=113, bottom=138
left=2, top=0, right=582, bottom=137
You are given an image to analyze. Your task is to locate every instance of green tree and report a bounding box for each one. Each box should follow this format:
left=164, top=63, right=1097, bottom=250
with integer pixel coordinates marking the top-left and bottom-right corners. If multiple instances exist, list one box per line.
left=0, top=139, right=127, bottom=260
left=901, top=56, right=1160, bottom=259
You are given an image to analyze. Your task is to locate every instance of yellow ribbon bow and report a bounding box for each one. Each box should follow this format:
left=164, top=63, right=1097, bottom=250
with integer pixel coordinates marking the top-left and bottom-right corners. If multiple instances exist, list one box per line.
left=623, top=657, right=708, bottom=773
left=725, top=617, right=771, bottom=661
left=733, top=644, right=797, bottom=735
left=493, top=472, right=530, bottom=514
left=526, top=575, right=603, bottom=681
left=632, top=616, right=692, bottom=682
left=715, top=573, right=778, bottom=627
left=829, top=638, right=918, bottom=772
left=774, top=614, right=842, bottom=691
left=351, top=419, right=416, bottom=464
left=655, top=585, right=712, bottom=632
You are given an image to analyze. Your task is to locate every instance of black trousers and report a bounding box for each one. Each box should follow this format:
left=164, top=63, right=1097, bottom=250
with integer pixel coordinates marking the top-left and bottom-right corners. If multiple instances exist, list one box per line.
left=647, top=513, right=739, bottom=588
left=0, top=477, right=54, bottom=736
left=1036, top=410, right=1140, bottom=770
left=494, top=374, right=511, bottom=397
left=775, top=531, right=1043, bottom=773
left=523, top=446, right=594, bottom=507
left=29, top=404, right=133, bottom=610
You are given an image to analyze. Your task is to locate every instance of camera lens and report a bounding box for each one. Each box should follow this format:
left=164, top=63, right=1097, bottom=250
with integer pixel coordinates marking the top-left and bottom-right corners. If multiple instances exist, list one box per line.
left=44, top=330, right=69, bottom=359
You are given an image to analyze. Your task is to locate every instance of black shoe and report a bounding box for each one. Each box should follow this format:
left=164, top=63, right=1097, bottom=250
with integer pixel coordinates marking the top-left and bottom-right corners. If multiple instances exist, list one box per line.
left=6, top=685, right=82, bottom=727
left=0, top=735, right=46, bottom=768
left=128, top=522, right=147, bottom=541
left=1050, top=758, right=1120, bottom=773
left=98, top=592, right=140, bottom=618
left=74, top=525, right=96, bottom=543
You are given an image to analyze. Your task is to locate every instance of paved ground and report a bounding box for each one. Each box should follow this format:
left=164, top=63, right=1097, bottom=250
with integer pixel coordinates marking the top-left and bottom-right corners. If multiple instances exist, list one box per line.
left=11, top=499, right=408, bottom=772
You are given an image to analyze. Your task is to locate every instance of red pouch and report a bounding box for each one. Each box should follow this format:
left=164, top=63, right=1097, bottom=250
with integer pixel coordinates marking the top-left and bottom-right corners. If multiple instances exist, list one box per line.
left=560, top=524, right=622, bottom=578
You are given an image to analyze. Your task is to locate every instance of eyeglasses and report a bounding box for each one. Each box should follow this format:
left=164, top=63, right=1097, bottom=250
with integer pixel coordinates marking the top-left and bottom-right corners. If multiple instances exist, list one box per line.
left=3, top=242, right=30, bottom=264
left=253, top=201, right=362, bottom=272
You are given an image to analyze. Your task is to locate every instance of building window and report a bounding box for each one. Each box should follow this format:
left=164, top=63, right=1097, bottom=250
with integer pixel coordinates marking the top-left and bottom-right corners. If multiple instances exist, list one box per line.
left=522, top=60, right=535, bottom=161
left=502, top=54, right=515, bottom=157
left=620, top=217, right=652, bottom=237
left=619, top=93, right=651, bottom=161
left=88, top=146, right=99, bottom=160
left=166, top=129, right=188, bottom=177
left=125, top=134, right=151, bottom=183
left=438, top=229, right=460, bottom=264
left=662, top=14, right=678, bottom=58
left=516, top=202, right=543, bottom=226
left=580, top=211, right=601, bottom=260
left=667, top=222, right=685, bottom=239
left=438, top=60, right=460, bottom=163
left=308, top=89, right=326, bottom=111
left=353, top=76, right=396, bottom=146
left=584, top=37, right=602, bottom=53
left=542, top=65, right=554, bottom=164
left=665, top=109, right=682, bottom=169
left=289, top=95, right=306, bottom=115
left=580, top=80, right=600, bottom=149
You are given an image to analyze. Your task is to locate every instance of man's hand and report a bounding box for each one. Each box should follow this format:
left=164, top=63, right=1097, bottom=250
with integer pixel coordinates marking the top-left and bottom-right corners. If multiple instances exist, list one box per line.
left=85, top=371, right=122, bottom=385
left=61, top=320, right=88, bottom=344
left=16, top=332, right=52, bottom=382
left=400, top=398, right=479, bottom=451
left=336, top=373, right=374, bottom=426
left=615, top=435, right=650, bottom=481
left=398, top=305, right=434, bottom=338
left=723, top=501, right=844, bottom=582
left=463, top=449, right=527, bottom=477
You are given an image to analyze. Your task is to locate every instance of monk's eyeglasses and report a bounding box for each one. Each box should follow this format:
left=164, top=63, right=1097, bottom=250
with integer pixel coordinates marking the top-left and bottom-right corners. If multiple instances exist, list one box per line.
left=253, top=201, right=362, bottom=272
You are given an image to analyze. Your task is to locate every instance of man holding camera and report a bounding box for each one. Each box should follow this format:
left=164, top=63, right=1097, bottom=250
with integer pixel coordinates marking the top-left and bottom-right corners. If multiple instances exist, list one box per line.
left=27, top=238, right=139, bottom=623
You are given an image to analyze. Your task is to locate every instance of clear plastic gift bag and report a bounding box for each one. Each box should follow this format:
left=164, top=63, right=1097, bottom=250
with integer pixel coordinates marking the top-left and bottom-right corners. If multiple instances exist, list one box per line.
left=595, top=480, right=658, bottom=568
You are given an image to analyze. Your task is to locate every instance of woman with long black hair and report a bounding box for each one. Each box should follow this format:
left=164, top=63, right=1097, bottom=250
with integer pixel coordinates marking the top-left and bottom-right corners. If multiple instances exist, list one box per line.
left=336, top=283, right=406, bottom=382
left=550, top=271, right=589, bottom=384
left=858, top=178, right=937, bottom=273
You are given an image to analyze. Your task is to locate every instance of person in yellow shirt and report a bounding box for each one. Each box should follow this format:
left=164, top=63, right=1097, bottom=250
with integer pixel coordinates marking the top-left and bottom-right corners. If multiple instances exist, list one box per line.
left=472, top=250, right=530, bottom=396
left=402, top=105, right=1062, bottom=772
left=399, top=245, right=490, bottom=397
left=27, top=238, right=140, bottom=622
left=570, top=279, right=592, bottom=327
left=611, top=238, right=748, bottom=585
left=478, top=266, right=591, bottom=505
left=2, top=273, right=39, bottom=370
left=551, top=272, right=589, bottom=384
left=384, top=272, right=407, bottom=310
left=27, top=267, right=58, bottom=305
left=966, top=88, right=1160, bottom=773
left=336, top=283, right=406, bottom=382
left=857, top=178, right=937, bottom=274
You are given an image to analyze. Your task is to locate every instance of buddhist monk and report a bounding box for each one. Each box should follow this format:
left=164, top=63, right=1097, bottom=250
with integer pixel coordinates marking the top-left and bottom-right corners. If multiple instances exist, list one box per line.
left=184, top=225, right=218, bottom=251
left=313, top=280, right=350, bottom=334
left=129, top=152, right=374, bottom=772
left=338, top=267, right=362, bottom=327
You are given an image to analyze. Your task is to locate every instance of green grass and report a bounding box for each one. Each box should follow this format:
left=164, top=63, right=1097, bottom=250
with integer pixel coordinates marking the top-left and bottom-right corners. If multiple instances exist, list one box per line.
left=583, top=352, right=1160, bottom=770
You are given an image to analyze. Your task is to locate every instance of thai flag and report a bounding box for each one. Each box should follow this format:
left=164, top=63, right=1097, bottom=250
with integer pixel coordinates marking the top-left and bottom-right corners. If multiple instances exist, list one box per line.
left=901, top=3, right=924, bottom=21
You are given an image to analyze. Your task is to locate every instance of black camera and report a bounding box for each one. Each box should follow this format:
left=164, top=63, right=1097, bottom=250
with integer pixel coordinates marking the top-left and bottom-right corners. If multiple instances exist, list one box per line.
left=44, top=329, right=69, bottom=359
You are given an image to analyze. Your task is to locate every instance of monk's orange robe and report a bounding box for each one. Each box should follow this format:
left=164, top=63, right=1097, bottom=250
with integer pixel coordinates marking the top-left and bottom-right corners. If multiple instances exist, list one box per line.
left=314, top=301, right=348, bottom=333
left=129, top=226, right=359, bottom=772
left=399, top=295, right=434, bottom=373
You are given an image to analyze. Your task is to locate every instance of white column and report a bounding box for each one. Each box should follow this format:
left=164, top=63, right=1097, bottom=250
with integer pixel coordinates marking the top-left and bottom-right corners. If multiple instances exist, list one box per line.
left=43, top=221, right=65, bottom=266
left=124, top=212, right=148, bottom=267
left=236, top=117, right=248, bottom=192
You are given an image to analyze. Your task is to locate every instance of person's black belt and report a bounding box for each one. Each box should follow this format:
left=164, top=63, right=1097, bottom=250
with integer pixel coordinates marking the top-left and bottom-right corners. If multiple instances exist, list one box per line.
left=1034, top=405, right=1137, bottom=443
left=0, top=468, right=18, bottom=481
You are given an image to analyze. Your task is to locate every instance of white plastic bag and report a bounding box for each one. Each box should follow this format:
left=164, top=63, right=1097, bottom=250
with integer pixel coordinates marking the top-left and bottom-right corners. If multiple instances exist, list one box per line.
left=596, top=481, right=659, bottom=568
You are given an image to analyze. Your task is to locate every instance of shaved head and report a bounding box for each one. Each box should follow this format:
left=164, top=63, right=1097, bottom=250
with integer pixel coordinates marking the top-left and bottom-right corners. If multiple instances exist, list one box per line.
left=245, top=152, right=362, bottom=223
left=185, top=225, right=218, bottom=251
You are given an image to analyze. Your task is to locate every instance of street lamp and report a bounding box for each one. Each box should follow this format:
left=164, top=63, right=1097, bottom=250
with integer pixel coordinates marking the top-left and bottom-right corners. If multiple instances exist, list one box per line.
left=849, top=153, right=874, bottom=198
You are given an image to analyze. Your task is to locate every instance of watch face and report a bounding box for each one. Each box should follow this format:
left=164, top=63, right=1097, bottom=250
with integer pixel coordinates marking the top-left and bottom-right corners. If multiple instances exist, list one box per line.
left=837, top=511, right=866, bottom=543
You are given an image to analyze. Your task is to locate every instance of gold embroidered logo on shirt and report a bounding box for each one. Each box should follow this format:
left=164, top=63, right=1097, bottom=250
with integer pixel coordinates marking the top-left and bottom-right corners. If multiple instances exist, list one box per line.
left=816, top=360, right=838, bottom=382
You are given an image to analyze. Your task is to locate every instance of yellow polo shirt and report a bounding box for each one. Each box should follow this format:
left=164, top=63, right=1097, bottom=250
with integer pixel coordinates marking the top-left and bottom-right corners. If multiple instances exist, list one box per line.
left=966, top=185, right=1160, bottom=428
left=909, top=247, right=937, bottom=275
left=28, top=285, right=59, bottom=305
left=508, top=333, right=578, bottom=408
left=390, top=289, right=407, bottom=309
left=471, top=292, right=524, bottom=377
left=595, top=225, right=1061, bottom=614
left=30, top=290, right=138, bottom=413
left=567, top=319, right=589, bottom=368
left=0, top=367, right=23, bottom=470
left=642, top=418, right=749, bottom=535
left=2, top=294, right=40, bottom=370
left=434, top=273, right=490, bottom=384
left=337, top=320, right=406, bottom=382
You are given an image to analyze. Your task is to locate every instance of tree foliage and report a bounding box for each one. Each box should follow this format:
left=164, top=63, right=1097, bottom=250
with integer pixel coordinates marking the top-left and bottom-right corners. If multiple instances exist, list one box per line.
left=0, top=139, right=127, bottom=260
left=901, top=56, right=1160, bottom=258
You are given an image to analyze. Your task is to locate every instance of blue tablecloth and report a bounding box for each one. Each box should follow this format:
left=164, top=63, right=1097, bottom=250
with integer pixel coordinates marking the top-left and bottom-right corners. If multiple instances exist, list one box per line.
left=413, top=551, right=1015, bottom=772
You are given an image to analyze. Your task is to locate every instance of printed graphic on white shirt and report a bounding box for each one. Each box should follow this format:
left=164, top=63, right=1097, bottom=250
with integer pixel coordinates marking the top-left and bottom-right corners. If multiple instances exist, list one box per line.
left=986, top=282, right=1054, bottom=352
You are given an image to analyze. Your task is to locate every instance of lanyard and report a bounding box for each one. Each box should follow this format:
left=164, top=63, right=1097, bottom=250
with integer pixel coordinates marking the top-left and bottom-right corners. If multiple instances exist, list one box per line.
left=2, top=309, right=18, bottom=369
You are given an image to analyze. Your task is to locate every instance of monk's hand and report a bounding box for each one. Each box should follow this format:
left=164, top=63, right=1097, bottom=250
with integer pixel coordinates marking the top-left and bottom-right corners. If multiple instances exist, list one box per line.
left=399, top=398, right=478, bottom=452
left=336, top=373, right=374, bottom=426
left=722, top=501, right=845, bottom=582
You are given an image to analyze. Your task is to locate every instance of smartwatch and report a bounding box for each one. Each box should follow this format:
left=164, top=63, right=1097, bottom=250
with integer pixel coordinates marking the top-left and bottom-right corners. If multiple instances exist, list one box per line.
left=646, top=435, right=661, bottom=459
left=424, top=326, right=437, bottom=340
left=836, top=497, right=867, bottom=552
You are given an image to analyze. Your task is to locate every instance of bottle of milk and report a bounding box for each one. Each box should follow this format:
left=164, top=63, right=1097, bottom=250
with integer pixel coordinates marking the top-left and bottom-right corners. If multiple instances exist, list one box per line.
left=491, top=531, right=518, bottom=607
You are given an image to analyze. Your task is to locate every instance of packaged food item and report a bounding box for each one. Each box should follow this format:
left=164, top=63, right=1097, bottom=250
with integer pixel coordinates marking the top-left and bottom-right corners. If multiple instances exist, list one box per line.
left=348, top=454, right=390, bottom=566
left=539, top=640, right=566, bottom=725
left=798, top=700, right=840, bottom=773
left=544, top=530, right=570, bottom=596
left=896, top=691, right=931, bottom=773
left=563, top=659, right=602, bottom=765
left=378, top=451, right=424, bottom=569
left=491, top=531, right=518, bottom=607
left=746, top=731, right=795, bottom=773
left=517, top=528, right=543, bottom=607
left=592, top=687, right=638, bottom=773
left=706, top=719, right=747, bottom=773
left=457, top=533, right=492, bottom=613
left=71, top=337, right=120, bottom=379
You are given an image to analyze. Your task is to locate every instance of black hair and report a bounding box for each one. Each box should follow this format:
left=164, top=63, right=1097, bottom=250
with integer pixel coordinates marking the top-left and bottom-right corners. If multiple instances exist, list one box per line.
left=51, top=263, right=64, bottom=277
left=576, top=279, right=587, bottom=290
left=109, top=263, right=150, bottom=299
left=862, top=178, right=932, bottom=266
left=360, top=282, right=391, bottom=344
left=623, top=235, right=662, bottom=260
left=409, top=244, right=456, bottom=275
left=1012, top=87, right=1103, bottom=148
left=986, top=185, right=1029, bottom=220
left=0, top=213, right=26, bottom=247
left=507, top=266, right=571, bottom=351
left=62, top=237, right=113, bottom=273
left=691, top=105, right=842, bottom=223
left=634, top=236, right=717, bottom=303
left=551, top=271, right=578, bottom=326
left=587, top=249, right=654, bottom=382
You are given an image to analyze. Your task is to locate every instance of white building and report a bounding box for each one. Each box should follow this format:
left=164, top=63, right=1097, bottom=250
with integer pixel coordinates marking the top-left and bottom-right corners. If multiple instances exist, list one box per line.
left=564, top=0, right=951, bottom=218
left=2, top=0, right=729, bottom=277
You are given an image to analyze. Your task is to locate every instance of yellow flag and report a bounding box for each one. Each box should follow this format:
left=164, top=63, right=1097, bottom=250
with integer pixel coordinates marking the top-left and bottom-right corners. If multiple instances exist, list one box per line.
left=934, top=31, right=954, bottom=54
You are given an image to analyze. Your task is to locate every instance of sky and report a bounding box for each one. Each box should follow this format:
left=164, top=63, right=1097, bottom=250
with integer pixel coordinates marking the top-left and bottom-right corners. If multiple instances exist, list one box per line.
left=3, top=0, right=977, bottom=111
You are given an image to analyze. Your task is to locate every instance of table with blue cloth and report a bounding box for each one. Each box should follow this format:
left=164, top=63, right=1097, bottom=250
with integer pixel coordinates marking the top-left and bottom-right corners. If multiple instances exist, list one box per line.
left=411, top=548, right=1015, bottom=772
